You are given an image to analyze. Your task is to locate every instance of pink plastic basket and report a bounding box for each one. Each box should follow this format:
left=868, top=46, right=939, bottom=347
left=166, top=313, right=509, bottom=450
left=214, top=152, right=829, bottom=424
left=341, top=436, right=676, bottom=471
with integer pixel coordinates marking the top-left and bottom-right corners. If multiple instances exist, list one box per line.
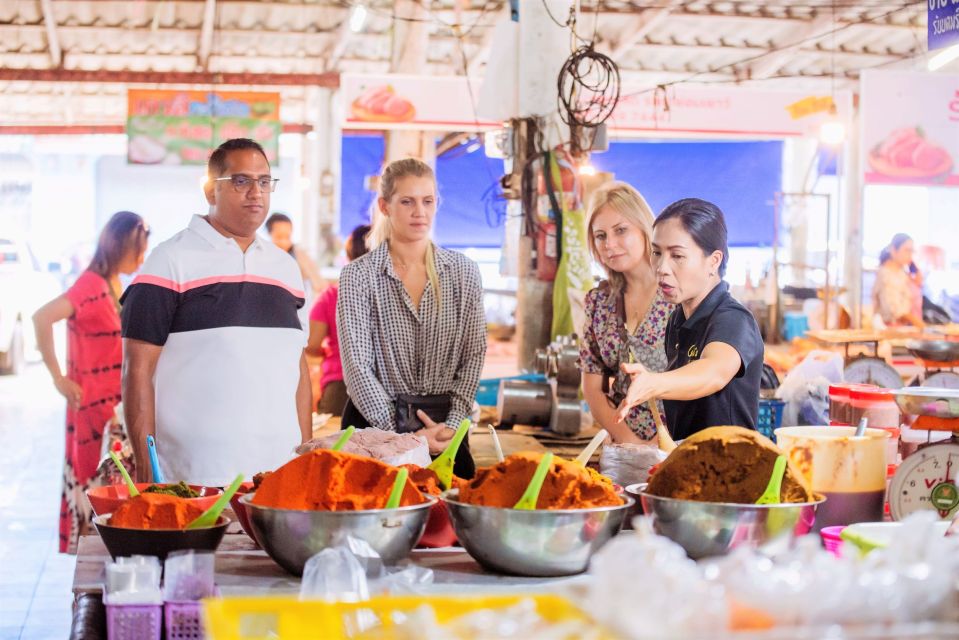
left=820, top=525, right=846, bottom=557
left=106, top=603, right=162, bottom=640
left=165, top=600, right=206, bottom=640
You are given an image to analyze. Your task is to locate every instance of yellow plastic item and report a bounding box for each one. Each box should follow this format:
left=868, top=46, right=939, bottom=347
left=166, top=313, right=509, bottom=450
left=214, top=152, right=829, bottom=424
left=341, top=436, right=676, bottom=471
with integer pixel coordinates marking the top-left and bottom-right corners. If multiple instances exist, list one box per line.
left=203, top=593, right=617, bottom=640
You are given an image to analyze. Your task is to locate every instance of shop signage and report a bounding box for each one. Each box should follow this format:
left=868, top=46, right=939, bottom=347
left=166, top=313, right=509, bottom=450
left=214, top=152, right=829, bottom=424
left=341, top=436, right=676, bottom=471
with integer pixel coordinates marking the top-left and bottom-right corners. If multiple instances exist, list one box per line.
left=605, top=85, right=853, bottom=139
left=127, top=90, right=281, bottom=165
left=860, top=70, right=959, bottom=187
left=929, top=0, right=959, bottom=51
left=341, top=73, right=500, bottom=132
left=342, top=72, right=851, bottom=140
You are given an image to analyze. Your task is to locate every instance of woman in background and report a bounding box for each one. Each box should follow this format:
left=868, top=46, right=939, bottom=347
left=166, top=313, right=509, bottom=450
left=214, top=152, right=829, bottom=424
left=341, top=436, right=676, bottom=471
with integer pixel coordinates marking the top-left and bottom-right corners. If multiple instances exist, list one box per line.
left=873, top=233, right=924, bottom=328
left=578, top=182, right=671, bottom=445
left=307, top=224, right=371, bottom=416
left=33, top=211, right=149, bottom=553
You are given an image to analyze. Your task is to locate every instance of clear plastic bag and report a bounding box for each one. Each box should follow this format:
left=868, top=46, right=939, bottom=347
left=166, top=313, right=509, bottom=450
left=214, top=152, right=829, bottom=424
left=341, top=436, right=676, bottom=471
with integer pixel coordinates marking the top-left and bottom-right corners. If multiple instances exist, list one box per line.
left=599, top=443, right=667, bottom=487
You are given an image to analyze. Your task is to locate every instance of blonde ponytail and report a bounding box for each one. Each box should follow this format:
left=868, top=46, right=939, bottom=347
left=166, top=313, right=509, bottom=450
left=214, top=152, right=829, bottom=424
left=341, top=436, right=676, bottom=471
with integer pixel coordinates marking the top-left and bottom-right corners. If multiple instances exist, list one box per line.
left=371, top=158, right=441, bottom=307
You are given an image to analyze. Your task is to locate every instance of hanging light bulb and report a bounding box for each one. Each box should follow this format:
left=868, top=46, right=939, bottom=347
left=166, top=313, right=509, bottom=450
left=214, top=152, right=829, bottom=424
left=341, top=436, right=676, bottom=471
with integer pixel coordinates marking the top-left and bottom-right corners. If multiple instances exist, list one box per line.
left=578, top=163, right=597, bottom=176
left=819, top=104, right=846, bottom=146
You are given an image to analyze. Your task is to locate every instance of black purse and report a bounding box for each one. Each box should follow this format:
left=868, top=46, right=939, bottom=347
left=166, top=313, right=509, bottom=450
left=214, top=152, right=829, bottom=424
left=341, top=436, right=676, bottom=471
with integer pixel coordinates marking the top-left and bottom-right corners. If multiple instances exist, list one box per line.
left=394, top=393, right=452, bottom=434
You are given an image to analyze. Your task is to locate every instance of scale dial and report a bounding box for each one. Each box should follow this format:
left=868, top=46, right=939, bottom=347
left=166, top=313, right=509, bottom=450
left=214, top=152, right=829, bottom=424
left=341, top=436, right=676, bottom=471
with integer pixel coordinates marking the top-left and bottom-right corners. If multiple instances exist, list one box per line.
left=843, top=357, right=903, bottom=389
left=922, top=371, right=959, bottom=389
left=889, top=442, right=959, bottom=521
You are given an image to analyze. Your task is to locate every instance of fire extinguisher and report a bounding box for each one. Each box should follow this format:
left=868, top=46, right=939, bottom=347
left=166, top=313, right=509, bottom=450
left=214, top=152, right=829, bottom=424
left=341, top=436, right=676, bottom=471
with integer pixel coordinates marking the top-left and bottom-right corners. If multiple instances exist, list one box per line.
left=533, top=151, right=574, bottom=282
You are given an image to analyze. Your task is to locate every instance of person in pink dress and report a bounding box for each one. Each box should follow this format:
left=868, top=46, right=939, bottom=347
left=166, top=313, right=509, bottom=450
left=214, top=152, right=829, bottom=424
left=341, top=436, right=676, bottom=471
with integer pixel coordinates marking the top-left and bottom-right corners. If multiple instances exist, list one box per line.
left=307, top=224, right=370, bottom=415
left=32, top=211, right=149, bottom=553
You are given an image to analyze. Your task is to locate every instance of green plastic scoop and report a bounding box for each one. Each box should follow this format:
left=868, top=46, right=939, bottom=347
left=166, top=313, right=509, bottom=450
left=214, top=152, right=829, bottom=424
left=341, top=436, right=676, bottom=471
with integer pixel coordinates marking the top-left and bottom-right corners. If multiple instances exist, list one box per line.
left=186, top=474, right=244, bottom=530
left=385, top=468, right=409, bottom=509
left=514, top=452, right=554, bottom=510
left=331, top=425, right=356, bottom=452
left=109, top=450, right=139, bottom=497
left=840, top=527, right=886, bottom=556
left=427, top=419, right=471, bottom=491
left=756, top=455, right=787, bottom=505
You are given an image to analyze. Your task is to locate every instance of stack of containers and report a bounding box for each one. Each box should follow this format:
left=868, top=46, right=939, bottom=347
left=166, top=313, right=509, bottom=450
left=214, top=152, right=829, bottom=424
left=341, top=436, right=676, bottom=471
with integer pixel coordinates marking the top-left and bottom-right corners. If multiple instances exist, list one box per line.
left=104, top=556, right=163, bottom=640
left=848, top=386, right=901, bottom=463
left=828, top=382, right=880, bottom=426
left=164, top=551, right=217, bottom=640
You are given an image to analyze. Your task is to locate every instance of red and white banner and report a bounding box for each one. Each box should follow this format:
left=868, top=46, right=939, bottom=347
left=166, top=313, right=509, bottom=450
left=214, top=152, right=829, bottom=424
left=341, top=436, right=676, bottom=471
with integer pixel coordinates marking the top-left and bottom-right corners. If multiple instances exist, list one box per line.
left=861, top=70, right=959, bottom=188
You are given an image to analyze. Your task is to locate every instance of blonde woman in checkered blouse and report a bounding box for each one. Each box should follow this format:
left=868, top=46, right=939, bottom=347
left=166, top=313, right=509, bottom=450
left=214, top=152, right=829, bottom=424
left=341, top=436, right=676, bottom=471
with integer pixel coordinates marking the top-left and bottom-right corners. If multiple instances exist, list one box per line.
left=337, top=158, right=487, bottom=478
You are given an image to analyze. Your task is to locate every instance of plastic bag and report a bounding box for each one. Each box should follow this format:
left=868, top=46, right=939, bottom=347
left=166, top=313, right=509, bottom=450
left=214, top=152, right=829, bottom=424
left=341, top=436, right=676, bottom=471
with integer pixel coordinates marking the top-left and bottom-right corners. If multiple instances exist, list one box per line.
left=775, top=350, right=843, bottom=426
left=296, top=428, right=431, bottom=468
left=299, top=537, right=434, bottom=602
left=582, top=518, right=728, bottom=639
left=599, top=443, right=667, bottom=487
left=709, top=512, right=959, bottom=630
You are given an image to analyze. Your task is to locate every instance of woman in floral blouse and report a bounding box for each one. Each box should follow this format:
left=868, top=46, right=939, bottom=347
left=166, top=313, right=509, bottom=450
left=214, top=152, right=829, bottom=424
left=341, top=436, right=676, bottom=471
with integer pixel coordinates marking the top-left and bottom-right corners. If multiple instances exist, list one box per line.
left=578, top=182, right=672, bottom=443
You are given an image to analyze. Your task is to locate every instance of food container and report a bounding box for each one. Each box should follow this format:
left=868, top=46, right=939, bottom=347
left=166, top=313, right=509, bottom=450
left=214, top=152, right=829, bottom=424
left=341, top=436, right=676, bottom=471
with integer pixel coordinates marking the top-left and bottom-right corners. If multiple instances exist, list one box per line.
left=828, top=383, right=877, bottom=425
left=441, top=489, right=631, bottom=577
left=639, top=492, right=824, bottom=560
left=775, top=426, right=890, bottom=531
left=239, top=493, right=435, bottom=576
left=93, top=515, right=230, bottom=561
left=848, top=387, right=900, bottom=428
left=87, top=483, right=223, bottom=518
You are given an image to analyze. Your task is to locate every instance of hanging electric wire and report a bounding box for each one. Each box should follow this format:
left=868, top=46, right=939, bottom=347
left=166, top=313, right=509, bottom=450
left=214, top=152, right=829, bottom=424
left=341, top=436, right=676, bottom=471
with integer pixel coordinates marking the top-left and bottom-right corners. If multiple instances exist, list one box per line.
left=556, top=43, right=621, bottom=129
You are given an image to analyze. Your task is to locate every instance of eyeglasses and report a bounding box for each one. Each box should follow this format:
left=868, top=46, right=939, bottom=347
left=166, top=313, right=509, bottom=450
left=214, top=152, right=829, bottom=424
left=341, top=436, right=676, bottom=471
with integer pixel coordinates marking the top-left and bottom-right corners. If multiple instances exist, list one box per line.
left=213, top=174, right=279, bottom=193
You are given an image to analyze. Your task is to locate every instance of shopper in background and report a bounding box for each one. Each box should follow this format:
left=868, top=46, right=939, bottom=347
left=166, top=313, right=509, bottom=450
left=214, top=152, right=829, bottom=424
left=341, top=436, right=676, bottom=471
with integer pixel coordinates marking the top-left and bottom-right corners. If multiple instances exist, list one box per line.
left=265, top=212, right=325, bottom=297
left=873, top=233, right=924, bottom=328
left=33, top=211, right=150, bottom=553
left=122, top=138, right=311, bottom=486
left=578, top=182, right=672, bottom=445
left=307, top=224, right=371, bottom=416
left=337, top=158, right=486, bottom=479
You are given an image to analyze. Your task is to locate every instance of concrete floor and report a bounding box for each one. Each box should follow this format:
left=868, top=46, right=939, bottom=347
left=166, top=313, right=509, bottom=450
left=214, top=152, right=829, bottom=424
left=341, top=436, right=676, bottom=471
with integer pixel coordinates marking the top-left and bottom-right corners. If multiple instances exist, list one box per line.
left=0, top=364, right=76, bottom=640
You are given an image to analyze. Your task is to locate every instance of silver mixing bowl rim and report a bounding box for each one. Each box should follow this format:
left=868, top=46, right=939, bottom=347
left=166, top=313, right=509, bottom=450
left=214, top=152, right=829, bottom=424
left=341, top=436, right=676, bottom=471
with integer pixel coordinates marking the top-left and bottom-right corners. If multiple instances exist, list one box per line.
left=640, top=490, right=826, bottom=510
left=440, top=488, right=634, bottom=514
left=238, top=492, right=437, bottom=515
left=93, top=513, right=231, bottom=530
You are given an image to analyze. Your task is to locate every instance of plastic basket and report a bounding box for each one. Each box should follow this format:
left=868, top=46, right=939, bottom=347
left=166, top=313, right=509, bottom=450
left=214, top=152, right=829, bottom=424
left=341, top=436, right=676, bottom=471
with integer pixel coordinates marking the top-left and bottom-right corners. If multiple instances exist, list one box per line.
left=820, top=525, right=846, bottom=558
left=757, top=399, right=786, bottom=442
left=166, top=601, right=206, bottom=640
left=202, top=593, right=615, bottom=640
left=106, top=603, right=162, bottom=640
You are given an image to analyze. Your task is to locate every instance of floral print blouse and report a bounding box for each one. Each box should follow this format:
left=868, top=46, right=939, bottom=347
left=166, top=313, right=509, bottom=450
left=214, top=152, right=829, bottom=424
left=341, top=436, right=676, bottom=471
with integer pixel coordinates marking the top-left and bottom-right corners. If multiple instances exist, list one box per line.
left=578, top=282, right=672, bottom=439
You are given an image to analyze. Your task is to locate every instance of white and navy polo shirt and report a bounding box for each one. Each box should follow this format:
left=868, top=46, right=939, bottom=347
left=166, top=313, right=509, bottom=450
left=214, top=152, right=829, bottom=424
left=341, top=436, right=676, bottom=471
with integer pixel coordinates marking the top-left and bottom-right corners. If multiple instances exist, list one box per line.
left=121, top=215, right=306, bottom=486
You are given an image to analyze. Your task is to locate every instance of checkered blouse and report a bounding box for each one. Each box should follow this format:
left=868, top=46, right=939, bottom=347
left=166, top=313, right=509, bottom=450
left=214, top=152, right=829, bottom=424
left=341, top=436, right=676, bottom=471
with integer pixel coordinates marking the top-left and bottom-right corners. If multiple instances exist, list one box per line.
left=337, top=242, right=487, bottom=431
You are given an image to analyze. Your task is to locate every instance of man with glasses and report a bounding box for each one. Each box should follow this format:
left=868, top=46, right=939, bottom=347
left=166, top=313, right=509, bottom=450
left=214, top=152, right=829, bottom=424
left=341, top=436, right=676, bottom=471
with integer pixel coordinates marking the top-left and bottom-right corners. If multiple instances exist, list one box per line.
left=120, top=138, right=311, bottom=486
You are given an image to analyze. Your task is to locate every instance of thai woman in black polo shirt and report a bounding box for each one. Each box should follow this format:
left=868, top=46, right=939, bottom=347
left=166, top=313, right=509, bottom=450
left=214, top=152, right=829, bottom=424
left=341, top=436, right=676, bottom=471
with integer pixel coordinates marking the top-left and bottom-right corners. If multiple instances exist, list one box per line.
left=616, top=198, right=764, bottom=440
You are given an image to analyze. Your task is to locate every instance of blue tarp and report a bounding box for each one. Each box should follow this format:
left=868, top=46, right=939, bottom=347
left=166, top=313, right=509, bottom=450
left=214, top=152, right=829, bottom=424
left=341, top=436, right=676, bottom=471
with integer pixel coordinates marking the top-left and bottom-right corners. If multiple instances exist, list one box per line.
left=590, top=140, right=783, bottom=247
left=339, top=135, right=782, bottom=248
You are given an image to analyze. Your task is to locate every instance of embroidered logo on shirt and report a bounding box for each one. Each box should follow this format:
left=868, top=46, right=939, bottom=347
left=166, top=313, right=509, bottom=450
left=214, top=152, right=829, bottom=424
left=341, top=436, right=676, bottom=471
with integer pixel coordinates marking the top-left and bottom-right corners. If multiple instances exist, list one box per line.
left=687, top=344, right=699, bottom=360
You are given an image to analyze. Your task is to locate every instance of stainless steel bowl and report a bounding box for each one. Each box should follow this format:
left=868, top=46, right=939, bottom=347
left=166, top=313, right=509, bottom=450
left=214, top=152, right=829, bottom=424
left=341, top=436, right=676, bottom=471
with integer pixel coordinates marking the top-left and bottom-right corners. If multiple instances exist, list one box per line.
left=239, top=493, right=435, bottom=576
left=904, top=339, right=959, bottom=363
left=894, top=386, right=959, bottom=418
left=441, top=489, right=632, bottom=577
left=622, top=483, right=648, bottom=529
left=640, top=492, right=825, bottom=560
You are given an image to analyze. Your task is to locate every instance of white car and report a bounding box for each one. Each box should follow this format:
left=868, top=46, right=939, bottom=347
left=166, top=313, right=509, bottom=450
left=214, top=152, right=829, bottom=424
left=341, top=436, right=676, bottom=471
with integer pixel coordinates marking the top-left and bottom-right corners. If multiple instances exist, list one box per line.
left=0, top=237, right=63, bottom=374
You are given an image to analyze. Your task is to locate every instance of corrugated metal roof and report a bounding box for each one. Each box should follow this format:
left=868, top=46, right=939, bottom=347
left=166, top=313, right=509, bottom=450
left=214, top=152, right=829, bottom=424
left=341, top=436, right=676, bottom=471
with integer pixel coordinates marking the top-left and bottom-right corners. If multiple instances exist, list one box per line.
left=0, top=1, right=937, bottom=126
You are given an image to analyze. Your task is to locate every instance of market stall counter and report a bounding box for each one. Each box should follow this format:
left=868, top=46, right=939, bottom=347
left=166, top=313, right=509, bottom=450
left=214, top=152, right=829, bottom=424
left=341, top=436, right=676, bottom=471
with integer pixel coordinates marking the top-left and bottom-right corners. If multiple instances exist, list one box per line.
left=69, top=533, right=581, bottom=639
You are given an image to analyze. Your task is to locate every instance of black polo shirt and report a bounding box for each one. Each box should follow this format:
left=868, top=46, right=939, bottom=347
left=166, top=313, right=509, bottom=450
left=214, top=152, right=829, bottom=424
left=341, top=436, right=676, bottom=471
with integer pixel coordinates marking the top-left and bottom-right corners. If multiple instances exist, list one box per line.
left=663, top=281, right=763, bottom=440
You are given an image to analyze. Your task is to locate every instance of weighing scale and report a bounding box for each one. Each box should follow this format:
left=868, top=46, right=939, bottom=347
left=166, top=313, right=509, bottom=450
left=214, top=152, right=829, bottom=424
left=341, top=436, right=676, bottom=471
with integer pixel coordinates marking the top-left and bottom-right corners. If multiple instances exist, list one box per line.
left=903, top=339, right=959, bottom=388
left=889, top=387, right=959, bottom=521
